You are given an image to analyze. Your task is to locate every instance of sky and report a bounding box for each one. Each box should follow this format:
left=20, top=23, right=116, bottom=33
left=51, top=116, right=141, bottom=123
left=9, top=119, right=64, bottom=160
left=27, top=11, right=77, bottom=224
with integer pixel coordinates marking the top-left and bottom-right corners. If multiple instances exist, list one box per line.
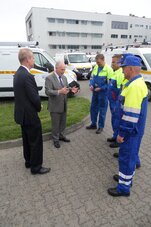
left=0, top=0, right=151, bottom=41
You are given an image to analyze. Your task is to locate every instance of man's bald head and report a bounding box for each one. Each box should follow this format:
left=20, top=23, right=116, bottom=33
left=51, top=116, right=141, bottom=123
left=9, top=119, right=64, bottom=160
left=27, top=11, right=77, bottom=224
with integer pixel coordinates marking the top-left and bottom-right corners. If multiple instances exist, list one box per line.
left=18, top=48, right=34, bottom=69
left=55, top=61, right=66, bottom=76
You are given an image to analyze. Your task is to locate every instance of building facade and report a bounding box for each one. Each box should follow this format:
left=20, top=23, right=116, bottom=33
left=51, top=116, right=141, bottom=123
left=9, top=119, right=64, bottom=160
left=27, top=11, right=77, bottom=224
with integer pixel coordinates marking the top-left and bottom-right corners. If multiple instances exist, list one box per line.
left=25, top=7, right=151, bottom=56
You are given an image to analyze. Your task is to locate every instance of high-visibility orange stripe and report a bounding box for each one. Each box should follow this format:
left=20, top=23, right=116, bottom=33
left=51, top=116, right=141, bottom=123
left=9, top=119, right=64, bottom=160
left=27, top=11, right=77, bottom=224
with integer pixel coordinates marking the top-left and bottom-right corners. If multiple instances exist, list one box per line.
left=0, top=70, right=45, bottom=74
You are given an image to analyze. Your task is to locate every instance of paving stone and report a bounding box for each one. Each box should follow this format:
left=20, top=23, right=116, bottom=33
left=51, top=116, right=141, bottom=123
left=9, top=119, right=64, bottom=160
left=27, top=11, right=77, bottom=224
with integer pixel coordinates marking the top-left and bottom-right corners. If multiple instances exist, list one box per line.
left=0, top=81, right=151, bottom=227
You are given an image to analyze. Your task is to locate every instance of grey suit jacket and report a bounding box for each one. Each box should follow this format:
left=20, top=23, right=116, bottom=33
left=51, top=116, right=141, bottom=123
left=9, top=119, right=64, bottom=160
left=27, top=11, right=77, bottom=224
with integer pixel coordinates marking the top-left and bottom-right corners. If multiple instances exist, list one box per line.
left=45, top=72, right=68, bottom=113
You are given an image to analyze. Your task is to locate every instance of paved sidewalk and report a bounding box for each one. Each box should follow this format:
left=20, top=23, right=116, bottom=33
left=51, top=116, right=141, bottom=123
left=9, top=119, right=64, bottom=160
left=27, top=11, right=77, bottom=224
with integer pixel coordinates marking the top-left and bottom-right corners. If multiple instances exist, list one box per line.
left=0, top=83, right=151, bottom=226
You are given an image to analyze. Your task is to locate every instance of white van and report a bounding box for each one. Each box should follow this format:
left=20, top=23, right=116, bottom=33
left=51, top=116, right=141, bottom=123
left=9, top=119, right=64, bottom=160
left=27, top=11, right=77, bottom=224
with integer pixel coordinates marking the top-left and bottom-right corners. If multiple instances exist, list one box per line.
left=102, top=45, right=151, bottom=101
left=55, top=52, right=92, bottom=80
left=0, top=42, right=78, bottom=97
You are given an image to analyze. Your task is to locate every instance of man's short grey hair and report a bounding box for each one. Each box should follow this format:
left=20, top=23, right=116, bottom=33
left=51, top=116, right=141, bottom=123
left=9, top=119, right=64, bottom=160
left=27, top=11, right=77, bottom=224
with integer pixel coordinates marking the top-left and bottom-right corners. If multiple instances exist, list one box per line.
left=18, top=48, right=33, bottom=64
left=55, top=61, right=65, bottom=68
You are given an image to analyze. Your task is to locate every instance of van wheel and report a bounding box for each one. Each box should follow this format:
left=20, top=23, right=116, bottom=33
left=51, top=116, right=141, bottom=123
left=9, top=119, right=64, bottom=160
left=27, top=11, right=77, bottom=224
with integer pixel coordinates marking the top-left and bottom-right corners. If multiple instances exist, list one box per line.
left=146, top=82, right=151, bottom=102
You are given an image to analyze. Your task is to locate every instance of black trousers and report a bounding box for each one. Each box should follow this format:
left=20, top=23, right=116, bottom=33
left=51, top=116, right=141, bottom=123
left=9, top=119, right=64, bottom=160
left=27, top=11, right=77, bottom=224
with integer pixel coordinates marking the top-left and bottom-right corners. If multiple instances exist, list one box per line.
left=21, top=119, right=43, bottom=171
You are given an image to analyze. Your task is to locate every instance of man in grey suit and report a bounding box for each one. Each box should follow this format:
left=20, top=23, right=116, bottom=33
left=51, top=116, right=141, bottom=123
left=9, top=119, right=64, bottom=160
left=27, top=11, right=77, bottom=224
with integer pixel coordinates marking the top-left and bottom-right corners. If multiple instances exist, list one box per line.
left=45, top=61, right=78, bottom=148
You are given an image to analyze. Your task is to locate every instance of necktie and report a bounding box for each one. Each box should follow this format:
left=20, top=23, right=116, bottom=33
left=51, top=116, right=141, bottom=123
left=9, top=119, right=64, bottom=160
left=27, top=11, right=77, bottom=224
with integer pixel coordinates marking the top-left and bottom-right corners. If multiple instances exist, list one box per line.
left=59, top=76, right=64, bottom=87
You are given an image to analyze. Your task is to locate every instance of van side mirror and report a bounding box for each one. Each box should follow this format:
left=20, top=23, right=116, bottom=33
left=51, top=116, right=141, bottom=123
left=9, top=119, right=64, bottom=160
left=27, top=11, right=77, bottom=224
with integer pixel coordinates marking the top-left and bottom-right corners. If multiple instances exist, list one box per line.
left=44, top=63, right=54, bottom=73
left=64, top=59, right=69, bottom=65
left=141, top=66, right=147, bottom=71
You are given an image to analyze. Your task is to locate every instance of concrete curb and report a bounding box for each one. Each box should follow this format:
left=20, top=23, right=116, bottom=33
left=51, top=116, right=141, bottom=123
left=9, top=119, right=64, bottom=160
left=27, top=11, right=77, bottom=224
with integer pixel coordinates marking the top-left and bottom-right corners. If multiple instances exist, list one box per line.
left=0, top=115, right=90, bottom=150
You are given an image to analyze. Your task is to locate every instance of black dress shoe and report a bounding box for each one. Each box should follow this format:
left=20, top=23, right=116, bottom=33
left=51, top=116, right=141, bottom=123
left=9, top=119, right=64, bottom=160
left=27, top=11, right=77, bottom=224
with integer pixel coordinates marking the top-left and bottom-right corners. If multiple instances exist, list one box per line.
left=25, top=162, right=31, bottom=168
left=54, top=141, right=60, bottom=148
left=96, top=128, right=103, bottom=134
left=110, top=142, right=119, bottom=148
left=113, top=174, right=119, bottom=182
left=59, top=137, right=70, bottom=142
left=86, top=125, right=97, bottom=130
left=136, top=164, right=141, bottom=169
left=107, top=137, right=116, bottom=143
left=108, top=188, right=130, bottom=197
left=113, top=152, right=119, bottom=158
left=31, top=167, right=51, bottom=175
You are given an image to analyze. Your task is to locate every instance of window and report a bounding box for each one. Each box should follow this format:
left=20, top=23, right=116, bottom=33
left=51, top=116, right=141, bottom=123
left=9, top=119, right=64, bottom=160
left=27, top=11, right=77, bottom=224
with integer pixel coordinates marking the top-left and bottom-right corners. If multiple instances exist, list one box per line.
left=57, top=19, right=64, bottom=23
left=134, top=35, right=138, bottom=38
left=67, top=45, right=79, bottom=49
left=121, top=35, right=128, bottom=39
left=59, top=45, right=65, bottom=49
left=29, top=20, right=32, bottom=28
left=83, top=45, right=87, bottom=49
left=67, top=33, right=79, bottom=37
left=49, top=45, right=57, bottom=49
left=111, top=34, right=118, bottom=38
left=33, top=53, right=53, bottom=72
left=81, top=33, right=87, bottom=37
left=146, top=25, right=148, bottom=29
left=57, top=32, right=65, bottom=37
left=139, top=35, right=143, bottom=38
left=49, top=32, right=56, bottom=36
left=135, top=24, right=139, bottom=27
left=68, top=54, right=88, bottom=63
left=48, top=18, right=55, bottom=23
left=112, top=21, right=128, bottom=30
left=91, top=45, right=102, bottom=49
left=140, top=25, right=144, bottom=27
left=91, top=34, right=103, bottom=38
left=67, top=19, right=79, bottom=24
left=81, top=20, right=87, bottom=25
left=91, top=21, right=103, bottom=26
left=129, top=35, right=132, bottom=39
left=130, top=24, right=132, bottom=28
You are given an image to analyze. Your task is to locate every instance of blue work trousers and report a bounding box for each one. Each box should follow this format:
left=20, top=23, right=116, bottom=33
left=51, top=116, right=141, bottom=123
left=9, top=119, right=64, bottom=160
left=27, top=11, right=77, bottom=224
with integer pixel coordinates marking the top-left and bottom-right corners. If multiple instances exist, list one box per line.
left=117, top=134, right=142, bottom=194
left=90, top=91, right=108, bottom=128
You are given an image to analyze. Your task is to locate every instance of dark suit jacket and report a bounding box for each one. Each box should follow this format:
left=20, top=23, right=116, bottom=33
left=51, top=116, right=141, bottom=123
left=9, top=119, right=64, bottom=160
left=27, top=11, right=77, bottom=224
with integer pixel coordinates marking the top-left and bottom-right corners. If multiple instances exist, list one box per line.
left=45, top=72, right=68, bottom=113
left=13, top=66, right=41, bottom=125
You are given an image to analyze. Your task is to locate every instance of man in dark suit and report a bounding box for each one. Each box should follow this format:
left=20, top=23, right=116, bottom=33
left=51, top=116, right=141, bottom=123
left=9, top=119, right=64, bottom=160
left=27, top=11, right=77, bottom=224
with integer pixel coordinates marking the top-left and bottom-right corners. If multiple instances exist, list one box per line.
left=13, top=48, right=50, bottom=174
left=45, top=61, right=78, bottom=148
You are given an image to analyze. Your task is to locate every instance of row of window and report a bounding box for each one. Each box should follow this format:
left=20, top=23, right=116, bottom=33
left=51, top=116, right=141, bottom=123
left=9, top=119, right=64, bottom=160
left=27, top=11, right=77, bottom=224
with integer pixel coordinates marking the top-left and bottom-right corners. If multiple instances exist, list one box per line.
left=112, top=21, right=151, bottom=30
left=47, top=18, right=103, bottom=26
left=49, top=45, right=102, bottom=49
left=111, top=34, right=143, bottom=39
left=48, top=31, right=103, bottom=38
left=134, top=24, right=151, bottom=29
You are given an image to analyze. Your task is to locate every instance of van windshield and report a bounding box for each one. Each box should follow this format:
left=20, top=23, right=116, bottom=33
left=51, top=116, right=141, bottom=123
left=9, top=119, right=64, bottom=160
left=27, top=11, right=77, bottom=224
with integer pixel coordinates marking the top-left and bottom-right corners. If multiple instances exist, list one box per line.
left=43, top=51, right=56, bottom=65
left=68, top=54, right=89, bottom=63
left=143, top=54, right=151, bottom=68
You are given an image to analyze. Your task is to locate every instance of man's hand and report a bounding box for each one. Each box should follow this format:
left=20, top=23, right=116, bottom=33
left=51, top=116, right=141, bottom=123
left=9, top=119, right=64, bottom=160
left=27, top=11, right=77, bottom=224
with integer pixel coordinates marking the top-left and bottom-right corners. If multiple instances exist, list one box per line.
left=117, top=135, right=124, bottom=143
left=41, top=104, right=43, bottom=110
left=58, top=87, right=69, bottom=95
left=71, top=86, right=79, bottom=94
left=90, top=85, right=94, bottom=91
left=94, top=87, right=101, bottom=92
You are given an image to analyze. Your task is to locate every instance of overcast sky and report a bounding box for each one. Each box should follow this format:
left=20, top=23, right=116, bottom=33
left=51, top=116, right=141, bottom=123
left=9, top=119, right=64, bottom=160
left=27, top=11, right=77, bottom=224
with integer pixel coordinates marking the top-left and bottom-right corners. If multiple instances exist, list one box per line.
left=0, top=0, right=151, bottom=41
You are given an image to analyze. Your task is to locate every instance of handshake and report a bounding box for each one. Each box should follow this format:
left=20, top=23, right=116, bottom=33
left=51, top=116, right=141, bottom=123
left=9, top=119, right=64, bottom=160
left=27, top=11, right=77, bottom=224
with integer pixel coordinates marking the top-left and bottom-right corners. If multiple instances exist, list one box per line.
left=59, top=86, right=79, bottom=95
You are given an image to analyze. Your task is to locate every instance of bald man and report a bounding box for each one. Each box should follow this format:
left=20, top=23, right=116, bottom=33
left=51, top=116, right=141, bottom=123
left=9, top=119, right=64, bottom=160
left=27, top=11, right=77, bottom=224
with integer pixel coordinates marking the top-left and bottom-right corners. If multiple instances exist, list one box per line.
left=13, top=48, right=50, bottom=175
left=45, top=61, right=78, bottom=148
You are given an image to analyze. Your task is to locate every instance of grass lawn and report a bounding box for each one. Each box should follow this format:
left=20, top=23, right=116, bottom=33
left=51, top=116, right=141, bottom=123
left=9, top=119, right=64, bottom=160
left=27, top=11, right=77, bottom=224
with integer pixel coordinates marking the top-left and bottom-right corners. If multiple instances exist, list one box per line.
left=0, top=97, right=90, bottom=142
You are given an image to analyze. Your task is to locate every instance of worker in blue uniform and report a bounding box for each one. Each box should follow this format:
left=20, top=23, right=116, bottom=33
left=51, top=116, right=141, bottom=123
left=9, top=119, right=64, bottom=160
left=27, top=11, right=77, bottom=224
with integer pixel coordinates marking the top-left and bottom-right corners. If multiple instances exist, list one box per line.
left=108, top=55, right=148, bottom=197
left=107, top=54, right=124, bottom=148
left=113, top=54, right=143, bottom=169
left=86, top=54, right=113, bottom=134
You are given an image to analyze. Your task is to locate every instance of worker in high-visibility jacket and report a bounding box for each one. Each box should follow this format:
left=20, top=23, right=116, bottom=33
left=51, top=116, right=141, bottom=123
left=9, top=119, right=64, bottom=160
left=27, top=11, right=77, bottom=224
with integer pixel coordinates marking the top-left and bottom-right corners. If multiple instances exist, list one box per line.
left=107, top=54, right=124, bottom=148
left=112, top=54, right=143, bottom=169
left=86, top=54, right=113, bottom=134
left=108, top=55, right=148, bottom=197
